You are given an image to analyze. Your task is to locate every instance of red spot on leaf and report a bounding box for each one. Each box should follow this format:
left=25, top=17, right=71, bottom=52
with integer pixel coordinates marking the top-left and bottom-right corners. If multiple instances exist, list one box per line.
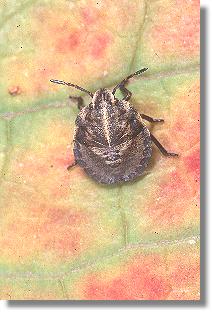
left=83, top=255, right=171, bottom=300
left=147, top=171, right=194, bottom=227
left=171, top=82, right=200, bottom=151
left=162, top=171, right=184, bottom=196
left=81, top=7, right=99, bottom=25
left=38, top=208, right=86, bottom=256
left=81, top=249, right=200, bottom=300
left=56, top=30, right=81, bottom=53
left=150, top=0, right=199, bottom=57
left=90, top=34, right=111, bottom=58
left=184, top=147, right=200, bottom=182
left=167, top=249, right=200, bottom=300
left=45, top=208, right=83, bottom=225
left=8, top=85, right=22, bottom=96
left=171, top=260, right=199, bottom=288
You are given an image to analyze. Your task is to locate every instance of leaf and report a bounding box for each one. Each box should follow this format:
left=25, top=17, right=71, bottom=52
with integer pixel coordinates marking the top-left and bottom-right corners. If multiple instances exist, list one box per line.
left=0, top=0, right=200, bottom=300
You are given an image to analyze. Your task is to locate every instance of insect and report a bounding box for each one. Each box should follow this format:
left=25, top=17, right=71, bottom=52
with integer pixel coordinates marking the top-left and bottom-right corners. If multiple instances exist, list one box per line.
left=50, top=68, right=178, bottom=184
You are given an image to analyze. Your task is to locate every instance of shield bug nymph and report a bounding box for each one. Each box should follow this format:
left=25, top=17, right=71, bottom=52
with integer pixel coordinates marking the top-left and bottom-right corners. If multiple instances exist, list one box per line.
left=50, top=68, right=178, bottom=184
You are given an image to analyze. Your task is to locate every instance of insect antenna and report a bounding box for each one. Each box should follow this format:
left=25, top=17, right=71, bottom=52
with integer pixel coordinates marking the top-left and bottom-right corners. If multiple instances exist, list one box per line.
left=50, top=79, right=94, bottom=97
left=112, top=68, right=148, bottom=95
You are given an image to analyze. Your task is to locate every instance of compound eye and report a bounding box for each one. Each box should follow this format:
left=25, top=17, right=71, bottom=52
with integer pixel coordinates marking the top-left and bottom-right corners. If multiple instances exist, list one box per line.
left=129, top=115, right=139, bottom=130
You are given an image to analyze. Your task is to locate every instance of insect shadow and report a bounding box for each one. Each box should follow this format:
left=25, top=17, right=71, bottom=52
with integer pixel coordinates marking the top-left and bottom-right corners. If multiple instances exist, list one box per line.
left=50, top=68, right=178, bottom=185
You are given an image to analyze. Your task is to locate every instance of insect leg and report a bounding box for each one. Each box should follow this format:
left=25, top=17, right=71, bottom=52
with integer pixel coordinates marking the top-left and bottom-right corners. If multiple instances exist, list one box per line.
left=69, top=96, right=85, bottom=110
left=141, top=114, right=164, bottom=123
left=67, top=159, right=77, bottom=171
left=150, top=134, right=178, bottom=156
left=119, top=85, right=132, bottom=101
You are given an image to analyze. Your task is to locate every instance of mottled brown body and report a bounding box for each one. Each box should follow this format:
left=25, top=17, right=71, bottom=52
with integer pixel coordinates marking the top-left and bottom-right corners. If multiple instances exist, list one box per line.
left=73, top=89, right=152, bottom=184
left=50, top=68, right=178, bottom=184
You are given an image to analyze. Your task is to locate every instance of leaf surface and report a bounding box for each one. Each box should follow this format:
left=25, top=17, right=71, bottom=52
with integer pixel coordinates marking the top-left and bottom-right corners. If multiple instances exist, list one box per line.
left=0, top=0, right=200, bottom=300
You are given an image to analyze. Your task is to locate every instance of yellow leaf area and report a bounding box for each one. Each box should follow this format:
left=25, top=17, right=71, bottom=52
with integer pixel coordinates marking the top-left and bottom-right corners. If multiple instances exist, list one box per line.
left=0, top=0, right=199, bottom=300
